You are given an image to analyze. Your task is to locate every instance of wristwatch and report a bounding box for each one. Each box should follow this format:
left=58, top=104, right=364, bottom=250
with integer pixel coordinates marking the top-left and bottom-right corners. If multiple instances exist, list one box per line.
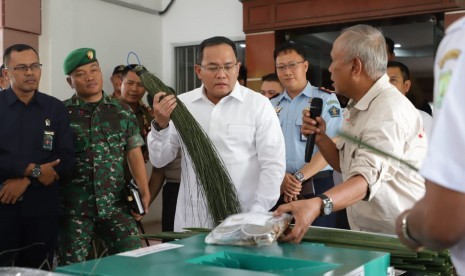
left=32, top=164, right=41, bottom=178
left=293, top=171, right=305, bottom=182
left=317, top=194, right=333, bottom=216
left=151, top=119, right=166, bottom=131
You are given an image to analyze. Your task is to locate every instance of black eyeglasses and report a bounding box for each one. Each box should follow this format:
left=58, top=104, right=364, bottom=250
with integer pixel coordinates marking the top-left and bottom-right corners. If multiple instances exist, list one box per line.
left=198, top=63, right=238, bottom=74
left=275, top=61, right=305, bottom=72
left=6, top=63, right=42, bottom=72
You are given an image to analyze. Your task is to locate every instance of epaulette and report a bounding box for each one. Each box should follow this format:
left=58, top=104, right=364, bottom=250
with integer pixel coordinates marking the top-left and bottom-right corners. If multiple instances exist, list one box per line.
left=318, top=86, right=335, bottom=94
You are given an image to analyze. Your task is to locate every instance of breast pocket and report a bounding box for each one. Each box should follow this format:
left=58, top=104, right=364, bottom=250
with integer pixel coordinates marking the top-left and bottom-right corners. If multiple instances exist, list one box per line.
left=295, top=116, right=307, bottom=142
left=101, top=124, right=126, bottom=154
left=226, top=124, right=254, bottom=147
left=70, top=122, right=88, bottom=154
left=336, top=139, right=356, bottom=175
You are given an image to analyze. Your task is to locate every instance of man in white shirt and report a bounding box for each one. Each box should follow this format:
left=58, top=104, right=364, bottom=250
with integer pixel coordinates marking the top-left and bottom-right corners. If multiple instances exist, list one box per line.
left=387, top=60, right=433, bottom=137
left=275, top=24, right=427, bottom=242
left=148, top=36, right=286, bottom=231
left=395, top=15, right=465, bottom=274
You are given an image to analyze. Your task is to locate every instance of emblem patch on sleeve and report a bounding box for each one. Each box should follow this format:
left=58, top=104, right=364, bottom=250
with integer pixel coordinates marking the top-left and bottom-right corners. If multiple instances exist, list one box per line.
left=328, top=106, right=340, bottom=117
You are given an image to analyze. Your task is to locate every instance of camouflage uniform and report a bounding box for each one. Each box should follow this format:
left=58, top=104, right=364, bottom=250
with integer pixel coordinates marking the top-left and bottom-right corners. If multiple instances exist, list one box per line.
left=123, top=103, right=153, bottom=184
left=134, top=103, right=153, bottom=144
left=58, top=92, right=144, bottom=265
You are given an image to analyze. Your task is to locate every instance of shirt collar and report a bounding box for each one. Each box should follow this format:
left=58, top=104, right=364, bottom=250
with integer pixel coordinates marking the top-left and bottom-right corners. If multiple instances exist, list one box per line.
left=350, top=74, right=389, bottom=111
left=68, top=91, right=115, bottom=107
left=191, top=81, right=245, bottom=104
left=5, top=87, right=44, bottom=107
left=281, top=81, right=313, bottom=102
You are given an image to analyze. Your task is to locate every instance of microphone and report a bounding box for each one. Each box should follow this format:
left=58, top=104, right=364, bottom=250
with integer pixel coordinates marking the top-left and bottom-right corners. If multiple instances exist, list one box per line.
left=305, top=97, right=323, bottom=162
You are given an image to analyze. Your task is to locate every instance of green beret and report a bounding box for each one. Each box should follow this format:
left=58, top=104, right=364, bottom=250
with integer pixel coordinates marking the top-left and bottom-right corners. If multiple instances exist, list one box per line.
left=63, top=48, right=97, bottom=75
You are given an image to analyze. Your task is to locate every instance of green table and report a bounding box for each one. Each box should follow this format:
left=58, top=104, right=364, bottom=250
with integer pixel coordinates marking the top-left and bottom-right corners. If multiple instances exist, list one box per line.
left=57, top=234, right=389, bottom=275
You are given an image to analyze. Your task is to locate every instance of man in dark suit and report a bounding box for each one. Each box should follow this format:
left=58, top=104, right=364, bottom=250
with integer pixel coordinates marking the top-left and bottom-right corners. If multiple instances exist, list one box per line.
left=0, top=44, right=75, bottom=270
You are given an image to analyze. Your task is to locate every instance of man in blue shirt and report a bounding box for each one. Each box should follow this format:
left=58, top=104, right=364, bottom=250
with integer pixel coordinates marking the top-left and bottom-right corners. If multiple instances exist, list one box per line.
left=270, top=42, right=343, bottom=228
left=0, top=44, right=74, bottom=270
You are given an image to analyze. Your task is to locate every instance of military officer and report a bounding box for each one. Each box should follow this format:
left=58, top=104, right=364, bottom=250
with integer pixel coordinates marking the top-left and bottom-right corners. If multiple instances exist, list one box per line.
left=58, top=48, right=150, bottom=265
left=270, top=42, right=345, bottom=228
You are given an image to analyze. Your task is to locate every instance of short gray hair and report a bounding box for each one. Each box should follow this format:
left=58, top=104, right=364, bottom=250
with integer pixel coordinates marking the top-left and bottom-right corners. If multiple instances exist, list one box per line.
left=338, top=24, right=387, bottom=80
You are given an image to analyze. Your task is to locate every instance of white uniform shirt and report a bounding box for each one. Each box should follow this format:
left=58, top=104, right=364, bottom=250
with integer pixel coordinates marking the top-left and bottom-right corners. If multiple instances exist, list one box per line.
left=421, top=17, right=465, bottom=274
left=418, top=110, right=433, bottom=139
left=337, top=74, right=427, bottom=234
left=148, top=83, right=286, bottom=231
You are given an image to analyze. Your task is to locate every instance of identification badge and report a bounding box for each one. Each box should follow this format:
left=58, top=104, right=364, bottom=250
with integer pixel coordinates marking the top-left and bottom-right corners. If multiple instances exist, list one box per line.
left=43, top=131, right=54, bottom=151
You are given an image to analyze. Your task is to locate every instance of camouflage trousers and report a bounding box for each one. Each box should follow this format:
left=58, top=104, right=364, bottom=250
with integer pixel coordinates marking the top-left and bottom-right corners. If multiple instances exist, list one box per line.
left=57, top=211, right=140, bottom=266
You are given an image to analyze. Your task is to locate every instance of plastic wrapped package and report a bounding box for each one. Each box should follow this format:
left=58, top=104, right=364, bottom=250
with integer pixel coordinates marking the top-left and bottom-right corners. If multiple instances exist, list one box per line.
left=205, top=212, right=293, bottom=246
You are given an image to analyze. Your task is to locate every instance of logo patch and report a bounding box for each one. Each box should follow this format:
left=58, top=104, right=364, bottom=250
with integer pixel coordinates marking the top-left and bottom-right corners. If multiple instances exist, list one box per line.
left=436, top=70, right=452, bottom=109
left=87, top=50, right=94, bottom=60
left=328, top=106, right=340, bottom=118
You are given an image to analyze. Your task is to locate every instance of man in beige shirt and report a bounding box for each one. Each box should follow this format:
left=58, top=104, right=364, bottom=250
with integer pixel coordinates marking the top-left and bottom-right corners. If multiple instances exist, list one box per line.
left=275, top=24, right=427, bottom=242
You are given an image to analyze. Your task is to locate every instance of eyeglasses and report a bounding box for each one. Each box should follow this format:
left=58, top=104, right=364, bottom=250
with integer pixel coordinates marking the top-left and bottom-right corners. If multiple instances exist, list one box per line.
left=275, top=61, right=305, bottom=72
left=199, top=63, right=238, bottom=74
left=6, top=63, right=42, bottom=72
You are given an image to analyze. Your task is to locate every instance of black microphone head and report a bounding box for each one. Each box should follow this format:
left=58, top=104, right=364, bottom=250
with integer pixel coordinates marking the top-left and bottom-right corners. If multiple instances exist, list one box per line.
left=309, top=97, right=323, bottom=118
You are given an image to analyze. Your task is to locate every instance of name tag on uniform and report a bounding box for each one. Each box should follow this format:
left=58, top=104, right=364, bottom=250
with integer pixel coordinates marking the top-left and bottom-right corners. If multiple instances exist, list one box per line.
left=43, top=131, right=54, bottom=151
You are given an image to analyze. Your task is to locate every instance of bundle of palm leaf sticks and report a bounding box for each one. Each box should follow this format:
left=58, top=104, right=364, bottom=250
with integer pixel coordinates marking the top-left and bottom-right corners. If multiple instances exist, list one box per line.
left=302, top=227, right=453, bottom=276
left=133, top=65, right=242, bottom=225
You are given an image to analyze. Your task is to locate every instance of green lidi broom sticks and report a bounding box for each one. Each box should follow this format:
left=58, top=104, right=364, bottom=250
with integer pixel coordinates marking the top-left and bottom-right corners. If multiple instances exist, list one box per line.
left=338, top=132, right=419, bottom=172
left=133, top=65, right=242, bottom=225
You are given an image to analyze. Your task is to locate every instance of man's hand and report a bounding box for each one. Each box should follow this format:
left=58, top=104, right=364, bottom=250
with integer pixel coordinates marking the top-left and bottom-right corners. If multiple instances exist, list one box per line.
left=131, top=190, right=150, bottom=221
left=38, top=159, right=60, bottom=186
left=301, top=110, right=327, bottom=143
left=273, top=197, right=321, bottom=243
left=0, top=178, right=31, bottom=204
left=152, top=92, right=177, bottom=129
left=281, top=173, right=302, bottom=203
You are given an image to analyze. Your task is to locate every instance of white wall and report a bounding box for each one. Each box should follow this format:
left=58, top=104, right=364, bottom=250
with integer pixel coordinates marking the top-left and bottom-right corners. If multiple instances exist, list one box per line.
left=39, top=0, right=244, bottom=99
left=160, top=0, right=245, bottom=88
left=38, top=0, right=244, bottom=223
left=39, top=0, right=163, bottom=100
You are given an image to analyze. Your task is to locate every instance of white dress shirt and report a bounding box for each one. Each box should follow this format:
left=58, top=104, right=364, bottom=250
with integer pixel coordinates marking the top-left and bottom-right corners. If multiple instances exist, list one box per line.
left=148, top=82, right=286, bottom=231
left=337, top=74, right=427, bottom=235
left=421, top=17, right=465, bottom=274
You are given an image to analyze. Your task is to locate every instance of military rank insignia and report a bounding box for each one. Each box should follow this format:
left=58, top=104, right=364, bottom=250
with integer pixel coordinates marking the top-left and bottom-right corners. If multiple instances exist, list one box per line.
left=275, top=106, right=282, bottom=114
left=328, top=106, right=340, bottom=117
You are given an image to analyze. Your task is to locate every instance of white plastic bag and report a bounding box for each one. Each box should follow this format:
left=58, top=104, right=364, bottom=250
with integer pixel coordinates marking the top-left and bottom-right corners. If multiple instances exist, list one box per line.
left=205, top=212, right=293, bottom=246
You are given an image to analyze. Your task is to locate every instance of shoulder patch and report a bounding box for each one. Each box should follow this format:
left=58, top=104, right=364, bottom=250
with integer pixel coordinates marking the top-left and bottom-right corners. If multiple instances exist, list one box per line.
left=327, top=100, right=339, bottom=105
left=328, top=106, right=341, bottom=118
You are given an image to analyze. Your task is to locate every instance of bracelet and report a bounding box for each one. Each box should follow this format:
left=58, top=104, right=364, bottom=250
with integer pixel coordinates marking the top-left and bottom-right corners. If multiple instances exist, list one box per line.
left=401, top=213, right=422, bottom=245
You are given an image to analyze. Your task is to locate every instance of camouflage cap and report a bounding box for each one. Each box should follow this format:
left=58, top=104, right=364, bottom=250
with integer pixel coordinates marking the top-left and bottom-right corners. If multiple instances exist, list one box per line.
left=63, top=48, right=97, bottom=75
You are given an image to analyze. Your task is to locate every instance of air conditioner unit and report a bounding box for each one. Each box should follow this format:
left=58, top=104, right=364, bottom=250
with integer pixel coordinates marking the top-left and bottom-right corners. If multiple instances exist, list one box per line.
left=99, top=0, right=173, bottom=14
